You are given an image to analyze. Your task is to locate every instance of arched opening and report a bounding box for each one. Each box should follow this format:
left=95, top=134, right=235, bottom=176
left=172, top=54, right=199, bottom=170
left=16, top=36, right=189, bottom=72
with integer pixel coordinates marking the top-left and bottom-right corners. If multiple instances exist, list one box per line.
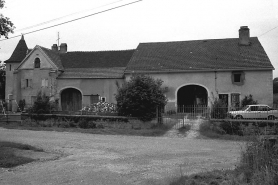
left=61, top=88, right=82, bottom=111
left=34, top=58, right=41, bottom=68
left=177, top=85, right=208, bottom=109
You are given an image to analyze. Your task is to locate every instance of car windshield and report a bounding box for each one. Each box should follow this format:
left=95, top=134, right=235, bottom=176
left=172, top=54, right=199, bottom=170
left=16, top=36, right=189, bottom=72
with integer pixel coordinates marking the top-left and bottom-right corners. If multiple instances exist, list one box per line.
left=239, top=106, right=249, bottom=111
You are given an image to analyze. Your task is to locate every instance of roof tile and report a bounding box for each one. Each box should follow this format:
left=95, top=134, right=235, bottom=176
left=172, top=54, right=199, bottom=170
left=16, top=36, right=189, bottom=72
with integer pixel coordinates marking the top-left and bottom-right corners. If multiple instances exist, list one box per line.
left=126, top=37, right=273, bottom=72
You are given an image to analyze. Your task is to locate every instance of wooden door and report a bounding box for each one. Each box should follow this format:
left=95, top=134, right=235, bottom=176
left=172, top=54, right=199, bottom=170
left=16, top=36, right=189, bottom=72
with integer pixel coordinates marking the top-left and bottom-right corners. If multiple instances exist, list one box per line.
left=61, top=88, right=82, bottom=111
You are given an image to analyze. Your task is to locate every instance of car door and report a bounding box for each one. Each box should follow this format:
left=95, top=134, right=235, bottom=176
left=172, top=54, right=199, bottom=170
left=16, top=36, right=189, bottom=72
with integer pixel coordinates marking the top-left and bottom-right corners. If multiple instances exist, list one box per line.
left=247, top=106, right=259, bottom=119
left=258, top=106, right=268, bottom=119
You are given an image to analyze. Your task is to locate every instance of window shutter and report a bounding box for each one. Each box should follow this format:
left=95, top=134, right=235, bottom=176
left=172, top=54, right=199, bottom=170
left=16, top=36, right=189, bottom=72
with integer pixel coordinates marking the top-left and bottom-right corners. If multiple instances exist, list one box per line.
left=21, top=79, right=25, bottom=88
left=41, top=79, right=44, bottom=87
left=45, top=79, right=49, bottom=87
left=29, top=79, right=33, bottom=88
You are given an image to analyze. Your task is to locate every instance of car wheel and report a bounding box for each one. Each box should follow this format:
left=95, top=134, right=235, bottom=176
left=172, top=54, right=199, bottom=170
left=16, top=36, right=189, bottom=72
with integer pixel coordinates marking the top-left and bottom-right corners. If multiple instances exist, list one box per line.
left=235, top=115, right=243, bottom=119
left=268, top=115, right=275, bottom=120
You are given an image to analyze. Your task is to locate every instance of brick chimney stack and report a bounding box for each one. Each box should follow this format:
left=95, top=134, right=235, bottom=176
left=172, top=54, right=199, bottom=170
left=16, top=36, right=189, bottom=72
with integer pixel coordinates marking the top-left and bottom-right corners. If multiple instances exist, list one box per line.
left=59, top=43, right=67, bottom=53
left=51, top=44, right=58, bottom=52
left=239, top=26, right=250, bottom=46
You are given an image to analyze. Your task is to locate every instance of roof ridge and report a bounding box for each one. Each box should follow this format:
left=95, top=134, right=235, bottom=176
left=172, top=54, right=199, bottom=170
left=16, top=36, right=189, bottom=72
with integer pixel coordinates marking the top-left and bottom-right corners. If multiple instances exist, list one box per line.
left=66, top=49, right=135, bottom=53
left=139, top=37, right=258, bottom=45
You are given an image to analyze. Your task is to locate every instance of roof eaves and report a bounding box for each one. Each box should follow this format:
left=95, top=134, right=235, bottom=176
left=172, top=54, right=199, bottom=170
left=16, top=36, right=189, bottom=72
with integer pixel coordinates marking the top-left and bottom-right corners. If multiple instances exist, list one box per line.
left=124, top=67, right=274, bottom=74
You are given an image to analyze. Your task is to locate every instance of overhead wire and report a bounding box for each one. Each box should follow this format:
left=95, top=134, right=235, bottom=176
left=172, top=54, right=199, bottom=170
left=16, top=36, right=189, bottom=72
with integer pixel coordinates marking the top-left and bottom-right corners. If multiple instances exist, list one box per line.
left=15, top=0, right=126, bottom=32
left=0, top=0, right=142, bottom=42
left=258, top=25, right=278, bottom=37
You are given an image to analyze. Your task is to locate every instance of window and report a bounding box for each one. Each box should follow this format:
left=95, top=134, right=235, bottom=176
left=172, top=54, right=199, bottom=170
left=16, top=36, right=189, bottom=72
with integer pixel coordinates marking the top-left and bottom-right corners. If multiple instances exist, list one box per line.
left=250, top=106, right=258, bottom=111
left=101, top=97, right=106, bottom=102
left=231, top=93, right=240, bottom=107
left=21, top=79, right=32, bottom=88
left=232, top=71, right=245, bottom=85
left=41, top=79, right=48, bottom=87
left=90, top=95, right=100, bottom=104
left=234, top=74, right=241, bottom=82
left=9, top=64, right=12, bottom=71
left=34, top=58, right=41, bottom=68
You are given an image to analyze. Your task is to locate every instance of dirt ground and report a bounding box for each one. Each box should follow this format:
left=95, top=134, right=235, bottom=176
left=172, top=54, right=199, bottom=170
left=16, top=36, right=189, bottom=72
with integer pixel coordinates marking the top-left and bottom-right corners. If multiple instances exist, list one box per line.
left=0, top=127, right=243, bottom=185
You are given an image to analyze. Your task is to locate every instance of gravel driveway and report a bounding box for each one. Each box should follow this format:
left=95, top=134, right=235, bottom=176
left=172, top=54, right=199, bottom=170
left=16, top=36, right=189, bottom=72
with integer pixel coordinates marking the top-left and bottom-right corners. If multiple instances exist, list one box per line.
left=0, top=128, right=242, bottom=185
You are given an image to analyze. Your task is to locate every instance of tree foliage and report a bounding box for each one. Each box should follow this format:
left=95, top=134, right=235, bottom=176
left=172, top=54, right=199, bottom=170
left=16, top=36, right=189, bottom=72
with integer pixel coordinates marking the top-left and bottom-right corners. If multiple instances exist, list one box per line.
left=29, top=91, right=51, bottom=114
left=273, top=78, right=278, bottom=94
left=115, top=75, right=167, bottom=122
left=0, top=0, right=15, bottom=38
left=241, top=94, right=257, bottom=107
left=0, top=62, right=5, bottom=99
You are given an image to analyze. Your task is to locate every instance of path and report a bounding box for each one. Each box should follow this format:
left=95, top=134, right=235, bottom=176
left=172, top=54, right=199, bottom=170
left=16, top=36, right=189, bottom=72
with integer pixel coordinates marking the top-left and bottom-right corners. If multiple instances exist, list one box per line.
left=0, top=128, right=242, bottom=185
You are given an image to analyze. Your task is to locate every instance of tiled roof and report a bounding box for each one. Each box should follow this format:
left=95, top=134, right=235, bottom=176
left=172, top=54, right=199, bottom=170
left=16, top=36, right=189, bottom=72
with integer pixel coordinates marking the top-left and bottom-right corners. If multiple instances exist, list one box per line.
left=57, top=67, right=126, bottom=79
left=60, top=50, right=135, bottom=68
left=40, top=46, right=64, bottom=70
left=5, top=36, right=28, bottom=63
left=125, top=37, right=273, bottom=73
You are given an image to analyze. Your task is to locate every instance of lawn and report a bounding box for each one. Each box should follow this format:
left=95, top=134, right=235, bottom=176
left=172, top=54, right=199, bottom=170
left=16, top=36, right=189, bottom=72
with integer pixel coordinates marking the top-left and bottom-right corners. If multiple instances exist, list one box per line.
left=0, top=141, right=43, bottom=168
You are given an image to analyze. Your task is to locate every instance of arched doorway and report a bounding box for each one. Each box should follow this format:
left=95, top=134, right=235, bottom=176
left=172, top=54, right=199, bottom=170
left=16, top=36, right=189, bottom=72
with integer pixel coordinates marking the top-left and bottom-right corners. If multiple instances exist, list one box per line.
left=177, top=85, right=208, bottom=107
left=61, top=88, right=82, bottom=111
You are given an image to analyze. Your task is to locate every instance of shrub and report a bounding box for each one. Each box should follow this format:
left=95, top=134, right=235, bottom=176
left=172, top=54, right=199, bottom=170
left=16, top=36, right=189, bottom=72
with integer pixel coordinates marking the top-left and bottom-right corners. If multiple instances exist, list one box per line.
left=115, top=74, right=167, bottom=122
left=78, top=119, right=96, bottom=129
left=29, top=91, right=51, bottom=114
left=210, top=98, right=227, bottom=119
left=219, top=121, right=243, bottom=135
left=18, top=99, right=25, bottom=112
left=241, top=94, right=257, bottom=107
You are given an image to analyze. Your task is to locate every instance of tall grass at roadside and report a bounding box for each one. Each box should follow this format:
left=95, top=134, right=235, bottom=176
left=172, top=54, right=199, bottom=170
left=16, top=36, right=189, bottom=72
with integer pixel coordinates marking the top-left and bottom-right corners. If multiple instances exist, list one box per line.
left=170, top=120, right=278, bottom=184
left=235, top=137, right=278, bottom=184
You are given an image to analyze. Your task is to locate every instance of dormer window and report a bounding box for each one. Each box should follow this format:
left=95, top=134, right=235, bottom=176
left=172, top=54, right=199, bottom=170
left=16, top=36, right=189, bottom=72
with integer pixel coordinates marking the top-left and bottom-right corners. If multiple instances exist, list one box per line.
left=34, top=58, right=41, bottom=68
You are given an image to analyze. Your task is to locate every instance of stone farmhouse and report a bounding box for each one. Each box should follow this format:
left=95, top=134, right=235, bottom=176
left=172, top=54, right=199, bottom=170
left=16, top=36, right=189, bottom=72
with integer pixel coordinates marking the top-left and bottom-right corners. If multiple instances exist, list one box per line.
left=5, top=26, right=274, bottom=112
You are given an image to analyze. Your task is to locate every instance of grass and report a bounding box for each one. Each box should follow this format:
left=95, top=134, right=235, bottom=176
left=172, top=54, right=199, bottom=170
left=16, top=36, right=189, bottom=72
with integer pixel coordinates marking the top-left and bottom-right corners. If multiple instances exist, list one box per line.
left=178, top=124, right=191, bottom=135
left=0, top=141, right=43, bottom=168
left=198, top=120, right=257, bottom=141
left=170, top=136, right=278, bottom=185
left=0, top=118, right=176, bottom=137
left=170, top=121, right=278, bottom=185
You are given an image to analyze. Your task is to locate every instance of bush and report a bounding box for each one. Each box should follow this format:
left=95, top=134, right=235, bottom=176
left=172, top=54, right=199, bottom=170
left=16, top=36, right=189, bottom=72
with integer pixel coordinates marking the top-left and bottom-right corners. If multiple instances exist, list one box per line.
left=241, top=94, right=257, bottom=107
left=18, top=99, right=25, bottom=112
left=210, top=99, right=227, bottom=119
left=115, top=74, right=167, bottom=122
left=32, top=92, right=51, bottom=114
left=78, top=119, right=96, bottom=129
left=219, top=121, right=243, bottom=135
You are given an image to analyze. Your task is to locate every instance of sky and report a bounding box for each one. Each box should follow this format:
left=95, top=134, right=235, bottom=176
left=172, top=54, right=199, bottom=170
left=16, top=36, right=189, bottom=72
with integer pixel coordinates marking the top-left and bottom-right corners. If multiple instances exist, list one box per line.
left=1, top=0, right=278, bottom=77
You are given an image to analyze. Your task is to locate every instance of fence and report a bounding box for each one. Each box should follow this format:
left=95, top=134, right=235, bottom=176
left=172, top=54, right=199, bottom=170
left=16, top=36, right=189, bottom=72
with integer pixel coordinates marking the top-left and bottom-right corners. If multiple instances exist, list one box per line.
left=160, top=105, right=278, bottom=124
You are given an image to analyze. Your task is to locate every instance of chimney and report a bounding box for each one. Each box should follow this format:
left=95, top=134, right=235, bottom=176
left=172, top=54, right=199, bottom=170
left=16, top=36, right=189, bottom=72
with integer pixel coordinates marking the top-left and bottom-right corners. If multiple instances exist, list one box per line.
left=59, top=43, right=67, bottom=53
left=51, top=44, right=58, bottom=52
left=239, top=26, right=250, bottom=46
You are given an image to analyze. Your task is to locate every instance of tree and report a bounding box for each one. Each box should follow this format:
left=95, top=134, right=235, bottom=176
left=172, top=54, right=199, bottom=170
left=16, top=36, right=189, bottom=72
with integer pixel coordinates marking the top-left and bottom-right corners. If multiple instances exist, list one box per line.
left=273, top=78, right=278, bottom=94
left=0, top=62, right=5, bottom=99
left=0, top=0, right=15, bottom=38
left=115, top=75, right=167, bottom=122
left=29, top=91, right=51, bottom=114
left=241, top=94, right=257, bottom=107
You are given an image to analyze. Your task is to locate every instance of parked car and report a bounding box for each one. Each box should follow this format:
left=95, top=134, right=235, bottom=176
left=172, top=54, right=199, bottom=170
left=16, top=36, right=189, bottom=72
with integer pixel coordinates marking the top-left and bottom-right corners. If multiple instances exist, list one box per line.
left=228, top=104, right=278, bottom=120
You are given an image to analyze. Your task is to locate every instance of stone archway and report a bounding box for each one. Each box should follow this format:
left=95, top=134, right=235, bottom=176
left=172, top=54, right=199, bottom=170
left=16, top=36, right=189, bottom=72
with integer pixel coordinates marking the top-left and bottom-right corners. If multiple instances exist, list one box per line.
left=61, top=88, right=82, bottom=111
left=177, top=85, right=208, bottom=107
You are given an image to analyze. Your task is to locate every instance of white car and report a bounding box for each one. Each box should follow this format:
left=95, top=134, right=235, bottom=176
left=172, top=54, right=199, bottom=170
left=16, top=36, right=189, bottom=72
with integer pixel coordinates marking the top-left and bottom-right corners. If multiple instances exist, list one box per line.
left=228, top=104, right=278, bottom=120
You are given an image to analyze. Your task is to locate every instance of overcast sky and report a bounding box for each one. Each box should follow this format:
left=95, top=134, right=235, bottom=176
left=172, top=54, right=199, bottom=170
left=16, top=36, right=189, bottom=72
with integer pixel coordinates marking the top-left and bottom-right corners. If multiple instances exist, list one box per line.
left=1, top=0, right=278, bottom=77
